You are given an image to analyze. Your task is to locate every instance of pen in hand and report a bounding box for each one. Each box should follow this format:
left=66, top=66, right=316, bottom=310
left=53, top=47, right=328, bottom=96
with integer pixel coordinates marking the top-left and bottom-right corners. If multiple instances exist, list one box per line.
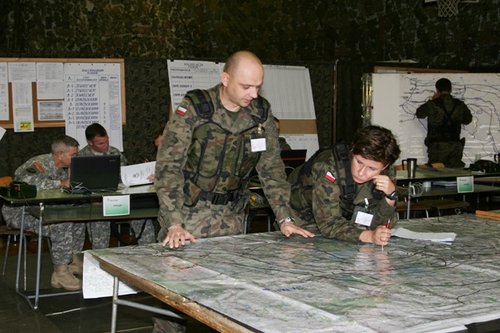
left=381, top=220, right=391, bottom=251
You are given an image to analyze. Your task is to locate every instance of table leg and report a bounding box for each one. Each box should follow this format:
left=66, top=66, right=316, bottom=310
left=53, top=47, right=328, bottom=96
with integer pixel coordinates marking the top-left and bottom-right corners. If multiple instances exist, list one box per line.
left=111, top=276, right=119, bottom=333
left=15, top=206, right=26, bottom=292
left=33, top=202, right=44, bottom=309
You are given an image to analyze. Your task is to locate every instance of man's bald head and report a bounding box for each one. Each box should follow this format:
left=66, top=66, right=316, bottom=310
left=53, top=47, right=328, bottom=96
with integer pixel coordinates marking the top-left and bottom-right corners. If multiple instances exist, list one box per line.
left=223, top=51, right=263, bottom=75
left=219, top=51, right=264, bottom=110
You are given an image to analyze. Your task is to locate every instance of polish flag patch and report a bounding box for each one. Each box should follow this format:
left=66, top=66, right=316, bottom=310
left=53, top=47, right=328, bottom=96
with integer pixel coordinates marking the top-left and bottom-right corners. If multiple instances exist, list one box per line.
left=325, top=171, right=336, bottom=182
left=176, top=106, right=187, bottom=116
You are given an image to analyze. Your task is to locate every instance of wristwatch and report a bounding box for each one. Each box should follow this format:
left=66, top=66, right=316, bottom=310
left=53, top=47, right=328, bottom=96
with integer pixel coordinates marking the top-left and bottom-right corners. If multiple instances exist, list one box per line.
left=385, top=191, right=398, bottom=200
left=278, top=217, right=295, bottom=225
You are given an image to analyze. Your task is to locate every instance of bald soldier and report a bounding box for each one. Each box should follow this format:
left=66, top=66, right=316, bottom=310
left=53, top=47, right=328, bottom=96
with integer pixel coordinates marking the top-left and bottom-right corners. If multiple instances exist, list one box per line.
left=155, top=50, right=314, bottom=248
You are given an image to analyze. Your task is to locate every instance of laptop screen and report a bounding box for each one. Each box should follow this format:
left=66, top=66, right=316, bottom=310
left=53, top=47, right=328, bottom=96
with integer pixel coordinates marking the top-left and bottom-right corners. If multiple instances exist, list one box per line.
left=70, top=155, right=121, bottom=193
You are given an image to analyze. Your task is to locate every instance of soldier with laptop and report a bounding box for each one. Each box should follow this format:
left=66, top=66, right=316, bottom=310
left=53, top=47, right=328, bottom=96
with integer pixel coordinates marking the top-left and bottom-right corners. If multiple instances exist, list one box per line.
left=1, top=135, right=85, bottom=291
left=78, top=123, right=156, bottom=248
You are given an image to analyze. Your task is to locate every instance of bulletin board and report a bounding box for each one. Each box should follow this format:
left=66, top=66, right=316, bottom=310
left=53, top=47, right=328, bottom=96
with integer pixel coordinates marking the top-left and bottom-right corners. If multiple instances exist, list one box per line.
left=0, top=58, right=126, bottom=131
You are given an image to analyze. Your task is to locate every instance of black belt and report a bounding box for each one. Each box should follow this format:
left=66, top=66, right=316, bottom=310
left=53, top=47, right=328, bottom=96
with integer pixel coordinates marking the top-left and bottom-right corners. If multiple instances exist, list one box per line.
left=199, top=190, right=239, bottom=205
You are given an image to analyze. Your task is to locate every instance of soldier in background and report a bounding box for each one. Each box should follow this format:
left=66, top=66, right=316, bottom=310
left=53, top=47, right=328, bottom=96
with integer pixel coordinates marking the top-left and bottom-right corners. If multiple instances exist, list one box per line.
left=416, top=78, right=473, bottom=168
left=78, top=123, right=156, bottom=246
left=288, top=125, right=400, bottom=245
left=1, top=135, right=85, bottom=290
left=155, top=50, right=314, bottom=249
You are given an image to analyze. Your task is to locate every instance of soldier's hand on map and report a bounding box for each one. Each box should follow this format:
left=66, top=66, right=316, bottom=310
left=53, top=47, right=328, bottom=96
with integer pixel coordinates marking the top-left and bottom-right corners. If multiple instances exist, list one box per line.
left=280, top=223, right=315, bottom=238
left=163, top=224, right=197, bottom=249
left=359, top=225, right=391, bottom=245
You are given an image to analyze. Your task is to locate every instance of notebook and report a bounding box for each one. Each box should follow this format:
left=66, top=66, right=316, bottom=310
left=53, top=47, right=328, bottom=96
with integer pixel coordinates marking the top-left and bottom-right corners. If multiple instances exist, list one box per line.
left=69, top=155, right=121, bottom=193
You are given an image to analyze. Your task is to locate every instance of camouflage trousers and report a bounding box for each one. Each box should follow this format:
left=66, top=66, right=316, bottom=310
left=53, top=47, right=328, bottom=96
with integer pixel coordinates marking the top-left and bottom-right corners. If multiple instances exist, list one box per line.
left=427, top=141, right=465, bottom=168
left=158, top=199, right=245, bottom=242
left=1, top=205, right=86, bottom=265
left=88, top=219, right=156, bottom=248
left=130, top=219, right=157, bottom=245
left=86, top=221, right=110, bottom=249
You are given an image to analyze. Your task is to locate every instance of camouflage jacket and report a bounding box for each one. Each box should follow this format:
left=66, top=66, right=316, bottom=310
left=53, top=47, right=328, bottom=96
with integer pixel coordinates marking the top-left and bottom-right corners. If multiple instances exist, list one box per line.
left=416, top=94, right=472, bottom=143
left=278, top=137, right=292, bottom=151
left=155, top=84, right=292, bottom=229
left=14, top=153, right=67, bottom=190
left=78, top=145, right=128, bottom=166
left=288, top=149, right=397, bottom=242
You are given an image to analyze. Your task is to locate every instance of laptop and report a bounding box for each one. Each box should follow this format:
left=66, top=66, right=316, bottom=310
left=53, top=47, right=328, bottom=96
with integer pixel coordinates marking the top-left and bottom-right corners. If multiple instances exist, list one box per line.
left=69, top=155, right=121, bottom=193
left=280, top=149, right=307, bottom=175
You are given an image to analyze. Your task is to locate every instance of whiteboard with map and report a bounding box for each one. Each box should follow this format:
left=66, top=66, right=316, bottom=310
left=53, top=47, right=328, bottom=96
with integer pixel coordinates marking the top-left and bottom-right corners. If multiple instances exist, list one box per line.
left=371, top=73, right=500, bottom=166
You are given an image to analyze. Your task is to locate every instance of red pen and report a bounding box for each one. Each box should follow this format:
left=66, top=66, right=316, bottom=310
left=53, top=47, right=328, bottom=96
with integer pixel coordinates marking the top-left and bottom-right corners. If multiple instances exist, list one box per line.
left=382, top=220, right=391, bottom=251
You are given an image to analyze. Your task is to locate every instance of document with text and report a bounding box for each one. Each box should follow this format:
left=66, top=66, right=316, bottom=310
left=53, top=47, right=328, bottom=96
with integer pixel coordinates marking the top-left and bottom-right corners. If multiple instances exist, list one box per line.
left=120, top=161, right=156, bottom=187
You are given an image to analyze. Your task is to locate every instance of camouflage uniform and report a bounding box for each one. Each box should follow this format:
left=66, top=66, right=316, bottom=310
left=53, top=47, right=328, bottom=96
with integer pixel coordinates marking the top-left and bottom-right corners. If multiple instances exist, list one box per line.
left=288, top=149, right=397, bottom=243
left=1, top=154, right=86, bottom=266
left=416, top=94, right=472, bottom=168
left=77, top=145, right=156, bottom=246
left=155, top=84, right=292, bottom=240
left=278, top=137, right=292, bottom=151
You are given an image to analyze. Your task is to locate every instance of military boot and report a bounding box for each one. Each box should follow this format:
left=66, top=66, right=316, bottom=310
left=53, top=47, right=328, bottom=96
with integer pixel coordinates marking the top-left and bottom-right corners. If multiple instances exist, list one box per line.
left=51, top=265, right=82, bottom=291
left=69, top=254, right=83, bottom=276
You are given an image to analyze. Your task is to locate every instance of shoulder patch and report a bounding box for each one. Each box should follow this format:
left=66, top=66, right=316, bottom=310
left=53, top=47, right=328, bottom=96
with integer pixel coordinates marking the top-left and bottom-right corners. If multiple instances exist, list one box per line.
left=176, top=106, right=187, bottom=116
left=325, top=171, right=336, bottom=182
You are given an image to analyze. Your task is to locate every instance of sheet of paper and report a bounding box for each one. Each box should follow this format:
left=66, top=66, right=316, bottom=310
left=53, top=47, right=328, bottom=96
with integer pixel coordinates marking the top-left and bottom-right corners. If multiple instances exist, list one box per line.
left=120, top=161, right=156, bottom=187
left=392, top=226, right=456, bottom=243
left=82, top=252, right=138, bottom=299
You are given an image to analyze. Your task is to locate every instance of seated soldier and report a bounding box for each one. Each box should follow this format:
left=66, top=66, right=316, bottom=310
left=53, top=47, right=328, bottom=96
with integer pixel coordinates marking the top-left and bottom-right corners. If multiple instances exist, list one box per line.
left=1, top=135, right=85, bottom=290
left=79, top=123, right=156, bottom=246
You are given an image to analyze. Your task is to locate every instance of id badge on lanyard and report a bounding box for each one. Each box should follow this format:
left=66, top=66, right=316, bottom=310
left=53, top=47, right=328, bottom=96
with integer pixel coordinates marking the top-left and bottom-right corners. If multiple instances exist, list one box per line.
left=250, top=124, right=267, bottom=152
left=353, top=198, right=374, bottom=227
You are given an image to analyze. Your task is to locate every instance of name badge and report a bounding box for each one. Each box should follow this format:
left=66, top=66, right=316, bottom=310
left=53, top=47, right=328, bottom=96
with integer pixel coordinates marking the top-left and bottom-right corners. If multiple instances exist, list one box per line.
left=251, top=138, right=267, bottom=152
left=354, top=211, right=373, bottom=227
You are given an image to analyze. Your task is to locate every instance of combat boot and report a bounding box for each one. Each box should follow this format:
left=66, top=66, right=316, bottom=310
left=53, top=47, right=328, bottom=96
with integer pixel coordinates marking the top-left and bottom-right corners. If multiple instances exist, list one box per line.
left=51, top=265, right=82, bottom=291
left=69, top=254, right=83, bottom=276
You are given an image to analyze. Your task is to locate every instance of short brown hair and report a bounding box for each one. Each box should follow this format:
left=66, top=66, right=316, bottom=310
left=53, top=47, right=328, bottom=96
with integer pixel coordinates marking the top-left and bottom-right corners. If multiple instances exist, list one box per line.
left=351, top=125, right=401, bottom=166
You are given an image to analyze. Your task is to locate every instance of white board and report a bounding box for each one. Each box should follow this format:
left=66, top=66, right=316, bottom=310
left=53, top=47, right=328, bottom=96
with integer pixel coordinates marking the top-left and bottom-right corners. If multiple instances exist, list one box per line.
left=371, top=73, right=500, bottom=165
